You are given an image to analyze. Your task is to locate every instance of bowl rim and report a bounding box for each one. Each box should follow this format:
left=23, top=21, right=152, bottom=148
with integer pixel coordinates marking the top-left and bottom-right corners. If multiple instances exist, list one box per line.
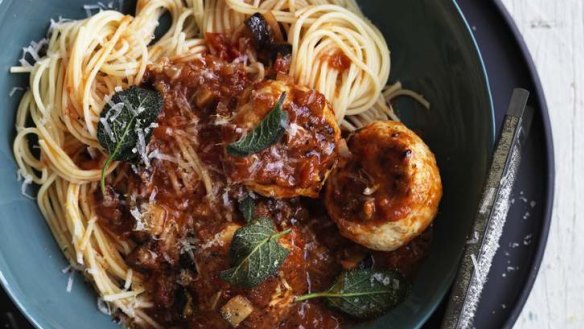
left=407, top=1, right=496, bottom=328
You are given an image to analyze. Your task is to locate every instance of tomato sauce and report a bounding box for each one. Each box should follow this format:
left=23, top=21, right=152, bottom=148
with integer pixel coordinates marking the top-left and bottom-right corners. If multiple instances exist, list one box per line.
left=92, top=51, right=431, bottom=328
left=206, top=32, right=253, bottom=63
left=326, top=49, right=351, bottom=72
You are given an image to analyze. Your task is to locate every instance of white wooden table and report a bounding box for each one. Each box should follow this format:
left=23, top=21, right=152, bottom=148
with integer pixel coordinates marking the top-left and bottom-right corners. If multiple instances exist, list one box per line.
left=500, top=1, right=584, bottom=328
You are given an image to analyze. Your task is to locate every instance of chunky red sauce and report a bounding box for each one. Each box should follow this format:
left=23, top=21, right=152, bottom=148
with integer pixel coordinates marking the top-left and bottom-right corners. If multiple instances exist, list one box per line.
left=92, top=52, right=431, bottom=328
left=325, top=49, right=351, bottom=72
left=206, top=32, right=253, bottom=63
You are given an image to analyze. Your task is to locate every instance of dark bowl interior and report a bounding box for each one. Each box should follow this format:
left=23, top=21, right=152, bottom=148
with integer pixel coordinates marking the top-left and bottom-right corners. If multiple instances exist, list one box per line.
left=0, top=1, right=493, bottom=328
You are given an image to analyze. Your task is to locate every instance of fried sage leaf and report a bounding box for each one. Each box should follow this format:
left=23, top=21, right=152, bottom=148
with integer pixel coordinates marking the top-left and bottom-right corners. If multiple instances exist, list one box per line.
left=238, top=195, right=255, bottom=223
left=226, top=92, right=287, bottom=157
left=97, top=86, right=163, bottom=193
left=295, top=268, right=410, bottom=319
left=220, top=217, right=291, bottom=288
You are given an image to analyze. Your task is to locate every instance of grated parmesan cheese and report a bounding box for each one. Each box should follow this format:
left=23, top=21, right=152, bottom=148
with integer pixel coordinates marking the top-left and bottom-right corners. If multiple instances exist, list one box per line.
left=83, top=4, right=100, bottom=17
left=17, top=169, right=35, bottom=199
left=324, top=142, right=335, bottom=155
left=147, top=250, right=158, bottom=260
left=48, top=16, right=72, bottom=36
left=97, top=297, right=112, bottom=315
left=130, top=206, right=147, bottom=231
left=200, top=224, right=240, bottom=250
left=9, top=87, right=24, bottom=97
left=200, top=68, right=217, bottom=80
left=363, top=185, right=378, bottom=196
left=148, top=150, right=178, bottom=163
left=232, top=55, right=249, bottom=65
left=105, top=101, right=124, bottom=122
left=265, top=160, right=284, bottom=172
left=178, top=237, right=197, bottom=262
left=248, top=155, right=261, bottom=175
left=287, top=123, right=304, bottom=138
left=149, top=187, right=158, bottom=203
left=370, top=273, right=391, bottom=286
left=99, top=117, right=116, bottom=143
left=66, top=270, right=75, bottom=293
left=82, top=1, right=123, bottom=17
left=144, top=122, right=159, bottom=135
left=131, top=164, right=139, bottom=174
left=17, top=38, right=48, bottom=68
left=124, top=269, right=133, bottom=290
left=87, top=146, right=99, bottom=159
left=221, top=187, right=231, bottom=207
left=135, top=126, right=151, bottom=168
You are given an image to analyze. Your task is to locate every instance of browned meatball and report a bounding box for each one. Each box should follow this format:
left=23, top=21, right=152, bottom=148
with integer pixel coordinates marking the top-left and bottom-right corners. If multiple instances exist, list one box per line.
left=223, top=80, right=341, bottom=198
left=325, top=121, right=442, bottom=251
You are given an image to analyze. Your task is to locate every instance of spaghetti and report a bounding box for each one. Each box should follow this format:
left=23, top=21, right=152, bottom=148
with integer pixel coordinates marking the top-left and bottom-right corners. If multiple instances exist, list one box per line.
left=11, top=0, right=431, bottom=328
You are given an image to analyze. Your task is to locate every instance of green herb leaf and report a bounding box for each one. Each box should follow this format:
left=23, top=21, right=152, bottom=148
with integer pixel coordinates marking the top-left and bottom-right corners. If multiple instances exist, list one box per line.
left=96, top=86, right=163, bottom=194
left=295, top=268, right=409, bottom=319
left=220, top=217, right=291, bottom=288
left=227, top=92, right=288, bottom=157
left=238, top=195, right=255, bottom=223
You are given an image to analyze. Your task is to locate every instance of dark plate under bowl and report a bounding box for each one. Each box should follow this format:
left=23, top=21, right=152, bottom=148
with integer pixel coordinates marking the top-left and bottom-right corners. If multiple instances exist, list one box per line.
left=0, top=1, right=493, bottom=328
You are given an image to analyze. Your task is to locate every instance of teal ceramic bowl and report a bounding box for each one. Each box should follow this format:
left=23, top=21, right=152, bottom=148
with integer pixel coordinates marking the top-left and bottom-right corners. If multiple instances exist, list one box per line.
left=0, top=1, right=494, bottom=328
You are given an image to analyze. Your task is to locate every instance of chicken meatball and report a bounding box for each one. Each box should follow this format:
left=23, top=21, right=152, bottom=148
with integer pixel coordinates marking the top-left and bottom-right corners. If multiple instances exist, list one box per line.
left=325, top=121, right=442, bottom=251
left=224, top=80, right=341, bottom=198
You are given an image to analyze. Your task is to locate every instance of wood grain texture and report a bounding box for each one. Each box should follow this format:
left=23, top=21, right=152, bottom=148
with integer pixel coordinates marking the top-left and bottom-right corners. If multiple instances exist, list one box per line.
left=500, top=0, right=584, bottom=328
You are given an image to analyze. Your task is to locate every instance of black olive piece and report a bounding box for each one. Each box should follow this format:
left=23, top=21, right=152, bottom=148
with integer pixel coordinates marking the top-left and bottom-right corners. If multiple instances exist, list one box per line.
left=174, top=286, right=193, bottom=317
left=269, top=43, right=293, bottom=63
left=178, top=250, right=196, bottom=268
left=357, top=254, right=375, bottom=269
left=244, top=13, right=274, bottom=50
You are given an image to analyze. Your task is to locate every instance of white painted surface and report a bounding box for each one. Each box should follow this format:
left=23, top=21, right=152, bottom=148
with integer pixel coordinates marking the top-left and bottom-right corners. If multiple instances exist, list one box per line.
left=500, top=1, right=584, bottom=328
